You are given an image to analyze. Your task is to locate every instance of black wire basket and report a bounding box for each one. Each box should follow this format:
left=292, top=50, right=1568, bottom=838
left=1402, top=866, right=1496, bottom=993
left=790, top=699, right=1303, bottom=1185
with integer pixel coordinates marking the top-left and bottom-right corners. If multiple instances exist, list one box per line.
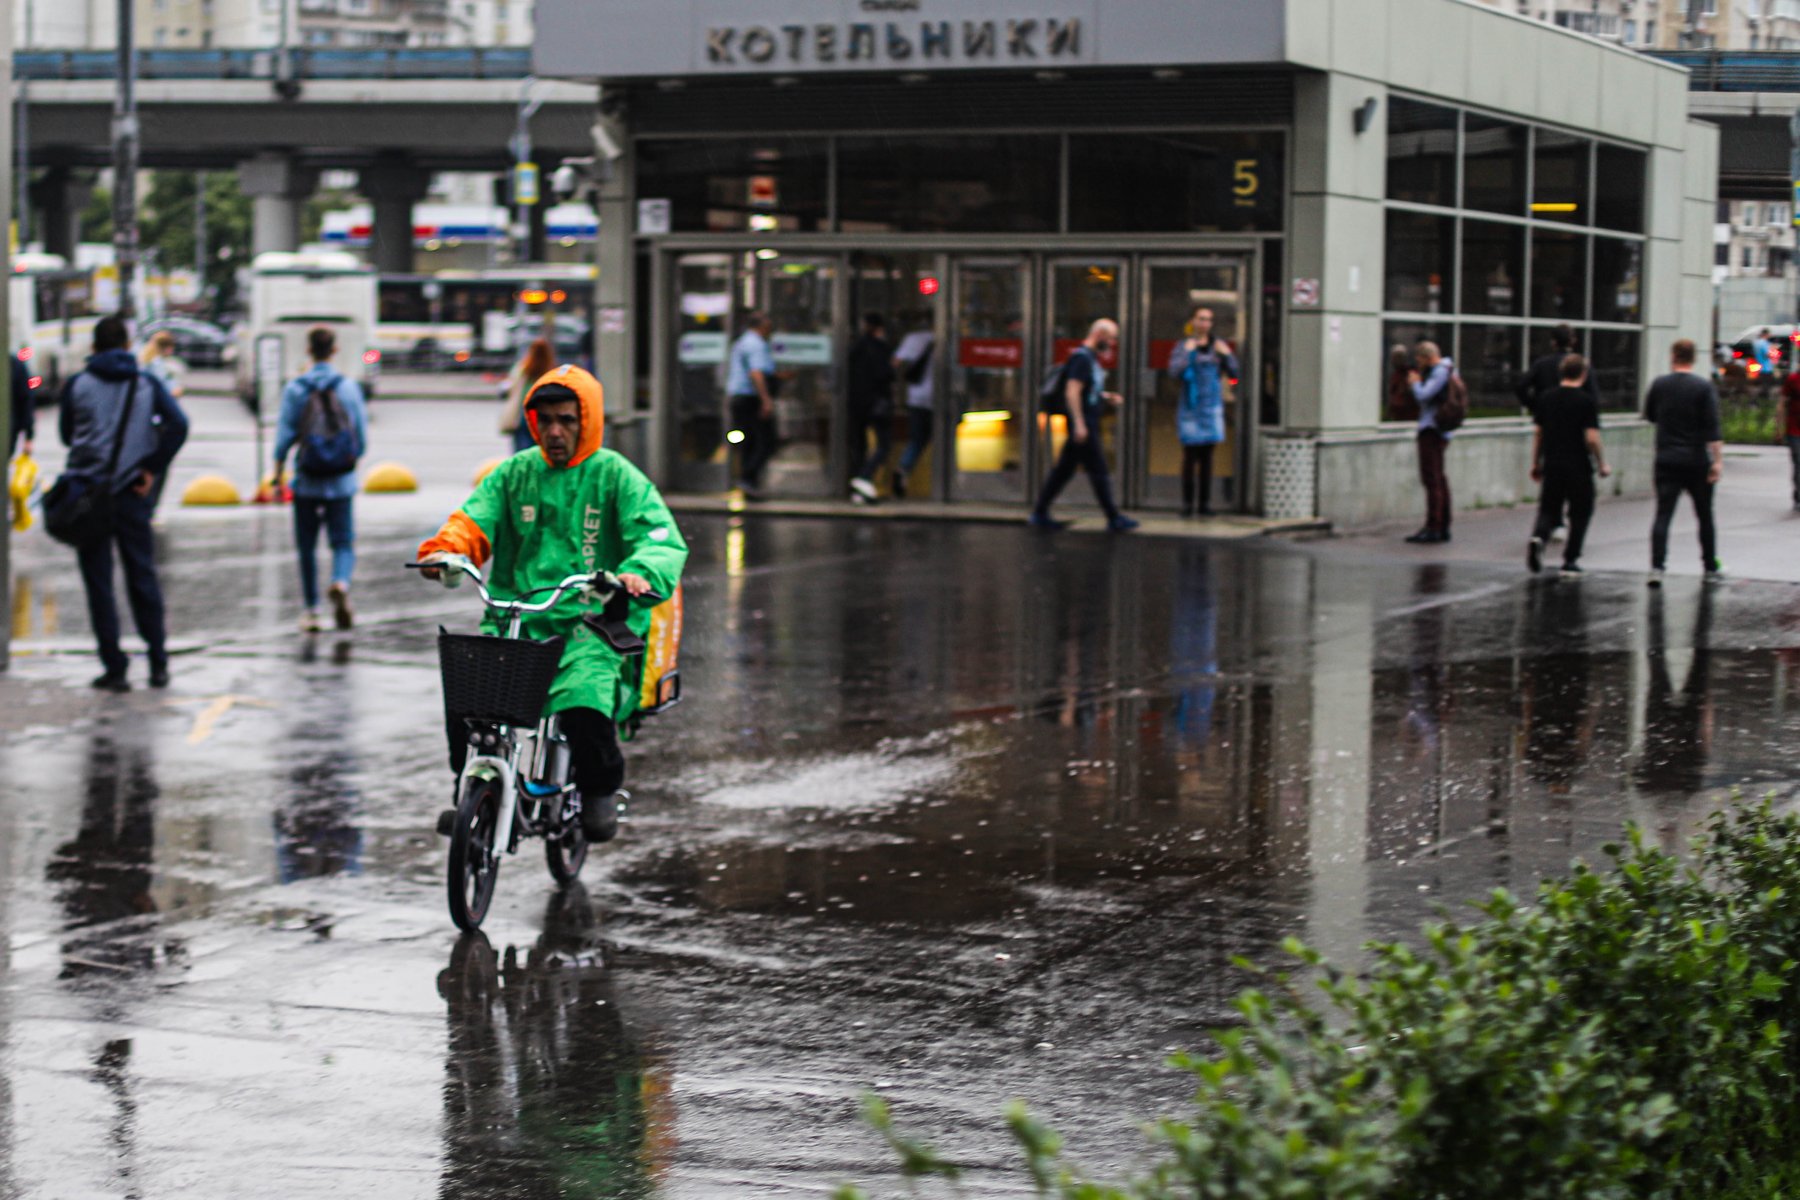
left=438, top=630, right=566, bottom=728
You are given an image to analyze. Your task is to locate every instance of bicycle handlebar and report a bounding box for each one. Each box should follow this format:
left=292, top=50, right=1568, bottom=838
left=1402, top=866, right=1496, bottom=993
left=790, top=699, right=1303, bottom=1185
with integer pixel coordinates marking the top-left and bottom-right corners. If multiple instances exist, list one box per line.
left=405, top=561, right=606, bottom=615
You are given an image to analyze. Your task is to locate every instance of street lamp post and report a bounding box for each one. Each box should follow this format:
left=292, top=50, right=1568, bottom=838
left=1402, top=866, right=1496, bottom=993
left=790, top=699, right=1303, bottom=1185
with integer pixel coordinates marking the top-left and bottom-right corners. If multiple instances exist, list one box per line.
left=112, top=0, right=141, bottom=320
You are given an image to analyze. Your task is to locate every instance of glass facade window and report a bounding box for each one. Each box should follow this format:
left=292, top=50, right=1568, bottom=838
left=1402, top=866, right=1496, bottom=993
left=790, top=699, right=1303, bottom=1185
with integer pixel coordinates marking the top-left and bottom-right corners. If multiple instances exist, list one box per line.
left=1458, top=324, right=1525, bottom=418
left=1587, top=329, right=1641, bottom=410
left=1386, top=98, right=1458, bottom=207
left=1530, top=229, right=1587, bottom=321
left=1591, top=237, right=1643, bottom=324
left=838, top=135, right=1059, bottom=234
left=1460, top=219, right=1524, bottom=316
left=1593, top=143, right=1647, bottom=233
left=1462, top=115, right=1528, bottom=216
left=1385, top=210, right=1455, bottom=313
left=1068, top=132, right=1285, bottom=233
left=636, top=138, right=830, bottom=234
left=1532, top=130, right=1591, bottom=225
left=1381, top=320, right=1452, bottom=417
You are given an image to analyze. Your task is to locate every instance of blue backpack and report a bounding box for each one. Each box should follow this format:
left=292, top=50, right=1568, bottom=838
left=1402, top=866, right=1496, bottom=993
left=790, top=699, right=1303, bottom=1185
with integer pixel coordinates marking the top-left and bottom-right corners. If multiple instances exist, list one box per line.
left=297, top=380, right=358, bottom=477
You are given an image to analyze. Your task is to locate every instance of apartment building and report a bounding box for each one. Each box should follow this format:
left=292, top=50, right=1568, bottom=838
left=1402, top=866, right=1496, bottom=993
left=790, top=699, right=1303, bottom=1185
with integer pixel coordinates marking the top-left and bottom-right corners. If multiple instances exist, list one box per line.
left=14, top=0, right=532, bottom=49
left=1465, top=0, right=1773, bottom=49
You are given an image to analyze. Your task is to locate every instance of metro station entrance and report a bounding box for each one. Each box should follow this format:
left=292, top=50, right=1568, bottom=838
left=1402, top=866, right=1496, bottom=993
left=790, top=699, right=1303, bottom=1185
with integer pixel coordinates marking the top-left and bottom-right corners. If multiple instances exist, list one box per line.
left=663, top=245, right=1258, bottom=512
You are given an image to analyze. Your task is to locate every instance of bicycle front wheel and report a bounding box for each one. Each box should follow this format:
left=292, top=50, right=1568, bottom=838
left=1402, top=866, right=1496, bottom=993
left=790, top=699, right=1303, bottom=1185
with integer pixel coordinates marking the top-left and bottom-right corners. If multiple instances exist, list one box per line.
left=447, top=775, right=503, bottom=932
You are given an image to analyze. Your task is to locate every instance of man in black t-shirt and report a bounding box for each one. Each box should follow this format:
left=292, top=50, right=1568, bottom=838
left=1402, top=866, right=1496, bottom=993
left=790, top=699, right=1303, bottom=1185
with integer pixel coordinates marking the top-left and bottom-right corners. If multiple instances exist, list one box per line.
left=1642, top=338, right=1724, bottom=586
left=1527, top=354, right=1611, bottom=578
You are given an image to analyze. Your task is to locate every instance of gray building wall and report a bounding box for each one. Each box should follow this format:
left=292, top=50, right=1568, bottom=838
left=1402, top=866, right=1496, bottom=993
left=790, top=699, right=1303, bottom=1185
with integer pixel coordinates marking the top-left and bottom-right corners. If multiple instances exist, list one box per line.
left=1276, top=0, right=1718, bottom=528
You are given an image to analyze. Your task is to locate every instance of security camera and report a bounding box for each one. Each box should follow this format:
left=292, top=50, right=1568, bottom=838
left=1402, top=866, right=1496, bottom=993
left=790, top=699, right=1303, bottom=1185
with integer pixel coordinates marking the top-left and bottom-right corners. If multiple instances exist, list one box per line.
left=551, top=163, right=581, bottom=200
left=592, top=121, right=625, bottom=164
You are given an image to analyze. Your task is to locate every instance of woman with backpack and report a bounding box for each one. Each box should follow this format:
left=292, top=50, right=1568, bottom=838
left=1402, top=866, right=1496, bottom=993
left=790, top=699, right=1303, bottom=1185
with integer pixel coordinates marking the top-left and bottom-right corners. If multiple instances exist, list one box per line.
left=273, top=326, right=369, bottom=632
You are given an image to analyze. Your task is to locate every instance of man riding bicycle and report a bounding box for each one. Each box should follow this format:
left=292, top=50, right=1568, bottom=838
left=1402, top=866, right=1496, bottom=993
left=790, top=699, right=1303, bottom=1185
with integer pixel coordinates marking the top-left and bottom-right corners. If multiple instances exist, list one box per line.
left=418, top=364, right=688, bottom=844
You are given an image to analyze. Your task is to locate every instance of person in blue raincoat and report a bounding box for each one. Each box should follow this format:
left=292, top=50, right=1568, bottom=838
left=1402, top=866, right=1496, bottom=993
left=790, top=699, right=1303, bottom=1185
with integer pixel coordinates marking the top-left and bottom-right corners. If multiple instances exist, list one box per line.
left=1166, top=305, right=1240, bottom=517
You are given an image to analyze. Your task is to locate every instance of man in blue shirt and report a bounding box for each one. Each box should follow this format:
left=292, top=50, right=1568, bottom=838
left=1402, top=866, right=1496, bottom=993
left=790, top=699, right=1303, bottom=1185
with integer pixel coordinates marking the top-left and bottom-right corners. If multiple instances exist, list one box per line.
left=1029, top=319, right=1137, bottom=532
left=1407, top=340, right=1456, bottom=544
left=726, top=311, right=778, bottom=497
left=273, top=326, right=369, bottom=632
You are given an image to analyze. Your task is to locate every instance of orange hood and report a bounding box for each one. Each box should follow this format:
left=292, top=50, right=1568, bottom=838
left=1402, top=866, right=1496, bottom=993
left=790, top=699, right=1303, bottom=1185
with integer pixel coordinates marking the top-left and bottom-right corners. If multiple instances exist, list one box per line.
left=524, top=363, right=604, bottom=468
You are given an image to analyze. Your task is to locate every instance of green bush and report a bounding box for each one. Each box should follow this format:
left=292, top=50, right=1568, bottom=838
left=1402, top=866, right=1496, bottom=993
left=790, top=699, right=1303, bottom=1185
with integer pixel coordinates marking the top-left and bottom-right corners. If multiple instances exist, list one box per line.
left=836, top=801, right=1800, bottom=1200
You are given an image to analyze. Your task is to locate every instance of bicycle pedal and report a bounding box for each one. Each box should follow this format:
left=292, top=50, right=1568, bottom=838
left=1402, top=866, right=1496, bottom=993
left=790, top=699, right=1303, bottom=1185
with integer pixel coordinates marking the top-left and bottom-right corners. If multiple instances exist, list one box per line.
left=436, top=809, right=457, bottom=837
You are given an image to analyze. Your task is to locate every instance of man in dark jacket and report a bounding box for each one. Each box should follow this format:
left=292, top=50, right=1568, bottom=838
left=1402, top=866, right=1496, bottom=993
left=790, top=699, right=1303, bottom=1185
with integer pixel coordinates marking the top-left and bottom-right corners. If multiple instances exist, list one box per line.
left=60, top=315, right=189, bottom=691
left=1642, top=337, right=1723, bottom=587
left=9, top=353, right=34, bottom=456
left=846, top=312, right=896, bottom=504
left=1514, top=325, right=1600, bottom=418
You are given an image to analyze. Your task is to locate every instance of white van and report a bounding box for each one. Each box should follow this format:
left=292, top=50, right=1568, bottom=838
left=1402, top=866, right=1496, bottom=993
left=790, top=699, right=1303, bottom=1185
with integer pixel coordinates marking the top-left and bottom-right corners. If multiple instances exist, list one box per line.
left=236, top=252, right=379, bottom=407
left=8, top=253, right=101, bottom=399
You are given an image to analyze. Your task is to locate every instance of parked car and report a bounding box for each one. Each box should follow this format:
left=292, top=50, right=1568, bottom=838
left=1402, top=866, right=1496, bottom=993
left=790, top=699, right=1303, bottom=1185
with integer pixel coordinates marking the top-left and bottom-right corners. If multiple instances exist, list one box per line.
left=140, top=316, right=238, bottom=368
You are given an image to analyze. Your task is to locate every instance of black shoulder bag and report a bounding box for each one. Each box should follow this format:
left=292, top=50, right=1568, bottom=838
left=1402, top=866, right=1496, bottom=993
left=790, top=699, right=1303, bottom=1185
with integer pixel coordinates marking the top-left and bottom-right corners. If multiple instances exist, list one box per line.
left=44, top=377, right=141, bottom=549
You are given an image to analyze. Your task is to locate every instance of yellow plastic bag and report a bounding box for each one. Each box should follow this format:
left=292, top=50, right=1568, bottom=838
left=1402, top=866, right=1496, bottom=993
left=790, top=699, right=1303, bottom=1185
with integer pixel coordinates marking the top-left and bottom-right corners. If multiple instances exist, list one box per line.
left=9, top=453, right=37, bottom=532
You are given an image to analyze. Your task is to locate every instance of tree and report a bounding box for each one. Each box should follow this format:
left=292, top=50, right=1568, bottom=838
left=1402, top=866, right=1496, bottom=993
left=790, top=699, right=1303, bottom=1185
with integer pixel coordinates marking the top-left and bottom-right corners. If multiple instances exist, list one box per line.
left=139, top=171, right=253, bottom=316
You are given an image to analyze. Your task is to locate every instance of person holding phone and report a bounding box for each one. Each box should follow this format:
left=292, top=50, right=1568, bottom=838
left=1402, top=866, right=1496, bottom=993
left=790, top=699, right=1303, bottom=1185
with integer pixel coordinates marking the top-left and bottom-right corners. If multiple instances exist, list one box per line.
left=1167, top=305, right=1239, bottom=517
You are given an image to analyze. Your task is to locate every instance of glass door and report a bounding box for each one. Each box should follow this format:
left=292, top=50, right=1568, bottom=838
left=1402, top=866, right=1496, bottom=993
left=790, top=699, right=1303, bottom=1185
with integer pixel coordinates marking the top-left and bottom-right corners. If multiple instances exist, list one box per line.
left=671, top=253, right=735, bottom=492
left=949, top=258, right=1030, bottom=503
left=848, top=251, right=945, bottom=499
left=1138, top=259, right=1251, bottom=512
left=757, top=253, right=841, bottom=497
left=1041, top=259, right=1127, bottom=508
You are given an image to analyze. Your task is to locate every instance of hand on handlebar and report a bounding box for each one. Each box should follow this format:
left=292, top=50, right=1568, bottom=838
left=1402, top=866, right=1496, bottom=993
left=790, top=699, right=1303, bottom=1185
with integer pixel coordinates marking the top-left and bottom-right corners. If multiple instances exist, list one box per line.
left=419, top=552, right=471, bottom=587
left=617, top=572, right=654, bottom=598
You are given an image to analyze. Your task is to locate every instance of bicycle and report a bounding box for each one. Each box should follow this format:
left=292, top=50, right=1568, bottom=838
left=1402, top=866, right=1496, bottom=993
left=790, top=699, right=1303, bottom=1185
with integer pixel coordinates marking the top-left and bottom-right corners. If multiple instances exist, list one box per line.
left=407, top=557, right=664, bottom=932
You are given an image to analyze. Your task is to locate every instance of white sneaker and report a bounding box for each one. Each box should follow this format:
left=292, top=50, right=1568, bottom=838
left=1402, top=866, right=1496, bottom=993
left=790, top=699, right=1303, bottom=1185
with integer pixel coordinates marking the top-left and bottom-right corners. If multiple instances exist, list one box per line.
left=850, top=477, right=878, bottom=502
left=300, top=608, right=326, bottom=633
left=1548, top=525, right=1567, bottom=544
left=1704, top=566, right=1727, bottom=585
left=1646, top=569, right=1664, bottom=589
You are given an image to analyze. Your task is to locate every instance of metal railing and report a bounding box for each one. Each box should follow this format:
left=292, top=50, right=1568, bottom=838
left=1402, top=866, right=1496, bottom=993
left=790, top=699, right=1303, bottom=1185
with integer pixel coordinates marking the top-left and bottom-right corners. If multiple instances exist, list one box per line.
left=13, top=46, right=532, bottom=82
left=1645, top=49, right=1800, bottom=92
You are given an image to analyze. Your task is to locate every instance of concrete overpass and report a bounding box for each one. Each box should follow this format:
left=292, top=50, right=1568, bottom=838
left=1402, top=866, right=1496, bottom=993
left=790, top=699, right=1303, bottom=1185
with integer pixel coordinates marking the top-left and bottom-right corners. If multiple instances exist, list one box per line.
left=1648, top=51, right=1800, bottom=201
left=12, top=49, right=600, bottom=267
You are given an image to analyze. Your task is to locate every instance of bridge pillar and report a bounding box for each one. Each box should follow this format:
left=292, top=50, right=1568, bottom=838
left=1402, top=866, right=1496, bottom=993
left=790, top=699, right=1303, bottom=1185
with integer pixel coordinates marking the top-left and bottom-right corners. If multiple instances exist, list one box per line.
left=28, top=167, right=93, bottom=261
left=238, top=154, right=318, bottom=257
left=361, top=158, right=432, bottom=275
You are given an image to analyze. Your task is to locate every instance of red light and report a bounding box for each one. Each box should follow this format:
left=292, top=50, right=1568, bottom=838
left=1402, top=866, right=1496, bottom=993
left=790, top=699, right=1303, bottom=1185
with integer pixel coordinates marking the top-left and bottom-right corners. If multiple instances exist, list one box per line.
left=27, top=376, right=42, bottom=390
left=549, top=289, right=567, bottom=304
left=918, top=276, right=940, bottom=296
left=363, top=349, right=381, bottom=364
left=17, top=348, right=31, bottom=362
left=12, top=264, right=23, bottom=274
left=1733, top=350, right=1744, bottom=359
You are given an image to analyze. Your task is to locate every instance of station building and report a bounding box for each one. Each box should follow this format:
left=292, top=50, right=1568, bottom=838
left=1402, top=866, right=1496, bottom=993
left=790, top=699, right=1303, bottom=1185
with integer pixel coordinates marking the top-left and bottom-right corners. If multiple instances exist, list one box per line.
left=537, top=0, right=1718, bottom=525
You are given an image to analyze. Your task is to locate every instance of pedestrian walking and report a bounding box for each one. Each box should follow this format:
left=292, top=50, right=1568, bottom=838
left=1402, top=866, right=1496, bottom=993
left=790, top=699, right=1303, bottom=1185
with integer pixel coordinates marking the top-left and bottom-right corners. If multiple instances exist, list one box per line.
left=1406, top=340, right=1458, bottom=544
left=1753, top=327, right=1774, bottom=380
left=1515, top=325, right=1598, bottom=418
left=1526, top=354, right=1611, bottom=579
left=59, top=315, right=189, bottom=691
left=139, top=330, right=185, bottom=400
left=1779, top=362, right=1800, bottom=511
left=891, top=328, right=935, bottom=499
left=1028, top=318, right=1137, bottom=532
left=273, top=326, right=369, bottom=633
left=1166, top=305, right=1239, bottom=517
left=726, top=311, right=779, bottom=497
left=1643, top=337, right=1724, bottom=587
left=1385, top=344, right=1418, bottom=422
left=846, top=312, right=896, bottom=504
left=499, top=337, right=555, bottom=454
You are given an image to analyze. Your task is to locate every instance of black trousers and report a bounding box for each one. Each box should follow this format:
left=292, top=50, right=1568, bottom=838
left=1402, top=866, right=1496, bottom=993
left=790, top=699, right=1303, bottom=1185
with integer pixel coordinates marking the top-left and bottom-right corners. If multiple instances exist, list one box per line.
left=1416, top=430, right=1451, bottom=536
left=1531, top=468, right=1596, bottom=567
left=447, top=708, right=624, bottom=800
left=850, top=405, right=892, bottom=482
left=1033, top=432, right=1122, bottom=520
left=728, top=394, right=776, bottom=487
left=1650, top=462, right=1718, bottom=572
left=76, top=490, right=167, bottom=677
left=1181, top=444, right=1216, bottom=513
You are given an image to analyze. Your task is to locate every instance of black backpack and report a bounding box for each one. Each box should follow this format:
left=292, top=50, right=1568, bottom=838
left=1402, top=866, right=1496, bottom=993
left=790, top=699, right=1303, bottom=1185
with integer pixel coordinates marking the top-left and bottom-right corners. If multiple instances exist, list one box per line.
left=297, top=381, right=358, bottom=477
left=903, top=340, right=934, bottom=385
left=1039, top=347, right=1093, bottom=417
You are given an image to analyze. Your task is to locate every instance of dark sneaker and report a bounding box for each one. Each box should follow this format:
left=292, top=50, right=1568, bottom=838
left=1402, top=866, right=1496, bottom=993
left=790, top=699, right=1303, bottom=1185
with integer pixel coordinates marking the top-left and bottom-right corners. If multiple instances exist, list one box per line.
left=1559, top=564, right=1583, bottom=580
left=1647, top=568, right=1665, bottom=588
left=1107, top=515, right=1141, bottom=533
left=581, top=789, right=621, bottom=843
left=891, top=473, right=907, bottom=500
left=1404, top=530, right=1438, bottom=544
left=328, top=581, right=354, bottom=630
left=91, top=672, right=130, bottom=693
left=1027, top=513, right=1070, bottom=531
left=1527, top=536, right=1544, bottom=574
left=149, top=665, right=171, bottom=689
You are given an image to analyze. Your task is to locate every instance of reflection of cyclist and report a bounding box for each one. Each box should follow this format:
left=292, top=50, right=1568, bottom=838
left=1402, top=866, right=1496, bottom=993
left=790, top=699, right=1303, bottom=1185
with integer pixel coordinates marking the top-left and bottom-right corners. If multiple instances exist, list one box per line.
left=418, top=365, right=688, bottom=844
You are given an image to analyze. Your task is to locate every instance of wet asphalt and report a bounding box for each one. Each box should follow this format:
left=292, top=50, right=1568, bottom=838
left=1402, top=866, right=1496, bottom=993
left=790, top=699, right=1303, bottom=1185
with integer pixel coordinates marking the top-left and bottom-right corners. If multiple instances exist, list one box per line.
left=3, top=497, right=1800, bottom=1198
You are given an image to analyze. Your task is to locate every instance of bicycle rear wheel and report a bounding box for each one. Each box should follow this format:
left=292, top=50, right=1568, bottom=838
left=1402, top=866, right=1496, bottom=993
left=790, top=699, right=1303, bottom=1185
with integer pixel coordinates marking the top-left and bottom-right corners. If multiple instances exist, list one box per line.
left=545, top=792, right=589, bottom=884
left=448, top=775, right=503, bottom=932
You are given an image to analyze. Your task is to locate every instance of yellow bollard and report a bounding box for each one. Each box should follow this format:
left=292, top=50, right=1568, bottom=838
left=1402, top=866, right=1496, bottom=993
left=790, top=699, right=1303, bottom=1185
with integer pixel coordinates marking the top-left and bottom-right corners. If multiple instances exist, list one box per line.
left=363, top=462, right=419, bottom=494
left=472, top=457, right=505, bottom=487
left=181, top=475, right=242, bottom=506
